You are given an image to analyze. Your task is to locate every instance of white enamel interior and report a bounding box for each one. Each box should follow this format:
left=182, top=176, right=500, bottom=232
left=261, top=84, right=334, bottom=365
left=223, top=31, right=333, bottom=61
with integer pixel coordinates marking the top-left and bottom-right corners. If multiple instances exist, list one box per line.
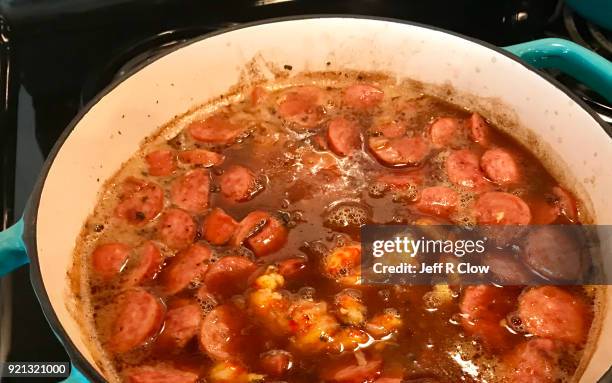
left=35, top=18, right=612, bottom=381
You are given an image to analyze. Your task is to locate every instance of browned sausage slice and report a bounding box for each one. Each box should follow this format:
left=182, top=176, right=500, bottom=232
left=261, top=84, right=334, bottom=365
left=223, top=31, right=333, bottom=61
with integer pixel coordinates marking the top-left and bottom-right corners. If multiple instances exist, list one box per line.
left=156, top=303, right=202, bottom=349
left=552, top=186, right=578, bottom=222
left=343, top=84, right=384, bottom=109
left=231, top=211, right=270, bottom=246
left=327, top=117, right=361, bottom=156
left=115, top=177, right=164, bottom=224
left=161, top=244, right=212, bottom=295
left=170, top=169, right=210, bottom=213
left=199, top=304, right=247, bottom=361
left=502, top=338, right=560, bottom=383
left=521, top=226, right=584, bottom=282
left=124, top=365, right=199, bottom=383
left=178, top=149, right=225, bottom=167
left=219, top=165, right=262, bottom=202
left=188, top=115, right=244, bottom=144
left=145, top=149, right=177, bottom=177
left=482, top=251, right=534, bottom=285
left=108, top=289, right=165, bottom=353
left=321, top=358, right=382, bottom=383
left=480, top=148, right=520, bottom=185
left=202, top=208, right=238, bottom=245
left=157, top=208, right=196, bottom=250
left=468, top=112, right=490, bottom=146
left=250, top=85, right=268, bottom=106
left=260, top=350, right=293, bottom=377
left=375, top=121, right=405, bottom=138
left=518, top=286, right=588, bottom=344
left=247, top=216, right=288, bottom=257
left=369, top=136, right=430, bottom=167
left=429, top=117, right=462, bottom=148
left=376, top=170, right=423, bottom=189
left=91, top=243, right=130, bottom=281
left=204, top=256, right=257, bottom=298
left=530, top=198, right=560, bottom=224
left=416, top=186, right=459, bottom=217
left=474, top=192, right=531, bottom=225
left=459, top=285, right=518, bottom=351
left=124, top=241, right=163, bottom=287
left=277, top=86, right=325, bottom=128
left=277, top=257, right=307, bottom=278
left=445, top=149, right=489, bottom=190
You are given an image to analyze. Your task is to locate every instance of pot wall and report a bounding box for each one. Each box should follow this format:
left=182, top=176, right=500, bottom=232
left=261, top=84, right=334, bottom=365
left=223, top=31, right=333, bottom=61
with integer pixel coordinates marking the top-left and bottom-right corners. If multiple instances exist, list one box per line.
left=32, top=17, right=612, bottom=381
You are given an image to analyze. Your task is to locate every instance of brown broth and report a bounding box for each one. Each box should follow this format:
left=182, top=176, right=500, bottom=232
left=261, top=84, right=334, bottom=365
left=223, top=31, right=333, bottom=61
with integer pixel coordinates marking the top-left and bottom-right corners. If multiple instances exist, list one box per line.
left=79, top=75, right=596, bottom=383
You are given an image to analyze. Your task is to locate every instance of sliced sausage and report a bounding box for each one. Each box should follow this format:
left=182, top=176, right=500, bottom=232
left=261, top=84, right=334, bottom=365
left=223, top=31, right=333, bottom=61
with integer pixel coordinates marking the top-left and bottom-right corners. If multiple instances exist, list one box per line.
left=124, top=241, right=163, bottom=287
left=260, top=350, right=293, bottom=377
left=108, top=289, right=165, bottom=353
left=170, top=169, right=210, bottom=213
left=445, top=149, right=489, bottom=190
left=204, top=256, right=257, bottom=298
left=125, top=366, right=199, bottom=383
left=552, top=186, right=578, bottom=222
left=247, top=216, right=288, bottom=257
left=521, top=226, right=584, bottom=282
left=474, top=192, right=531, bottom=225
left=416, top=186, right=459, bottom=217
left=220, top=165, right=262, bottom=202
left=376, top=170, right=423, bottom=189
left=115, top=177, right=164, bottom=224
left=529, top=198, right=560, bottom=224
left=277, top=86, right=325, bottom=128
left=375, top=121, right=405, bottom=138
left=482, top=251, right=535, bottom=285
left=277, top=257, right=307, bottom=278
left=480, top=148, right=520, bottom=185
left=250, top=85, right=268, bottom=106
left=459, top=285, right=518, bottom=351
left=429, top=117, right=462, bottom=148
left=178, top=149, right=225, bottom=167
left=343, top=84, right=384, bottom=109
left=518, top=286, right=588, bottom=344
left=468, top=112, right=490, bottom=146
left=502, top=338, right=561, bottom=383
left=369, top=136, right=430, bottom=167
left=161, top=244, right=212, bottom=295
left=327, top=117, right=361, bottom=156
left=202, top=208, right=238, bottom=245
left=231, top=211, right=270, bottom=246
left=188, top=114, right=244, bottom=144
left=199, top=304, right=247, bottom=361
left=145, top=149, right=177, bottom=176
left=156, top=303, right=202, bottom=350
left=321, top=358, right=382, bottom=383
left=91, top=243, right=130, bottom=281
left=157, top=208, right=196, bottom=250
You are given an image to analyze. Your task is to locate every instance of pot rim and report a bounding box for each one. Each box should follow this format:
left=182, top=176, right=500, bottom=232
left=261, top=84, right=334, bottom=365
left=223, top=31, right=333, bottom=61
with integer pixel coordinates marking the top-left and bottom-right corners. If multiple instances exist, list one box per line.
left=21, top=14, right=611, bottom=382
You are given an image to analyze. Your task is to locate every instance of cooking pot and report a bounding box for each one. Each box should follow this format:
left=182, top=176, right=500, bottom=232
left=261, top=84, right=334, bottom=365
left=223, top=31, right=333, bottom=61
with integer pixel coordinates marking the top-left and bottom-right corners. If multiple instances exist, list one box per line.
left=0, top=16, right=611, bottom=383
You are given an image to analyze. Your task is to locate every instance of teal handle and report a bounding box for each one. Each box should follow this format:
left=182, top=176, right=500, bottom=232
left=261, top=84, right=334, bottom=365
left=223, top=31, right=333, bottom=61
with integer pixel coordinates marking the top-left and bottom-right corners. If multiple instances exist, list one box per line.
left=504, top=38, right=612, bottom=103
left=63, top=366, right=89, bottom=383
left=0, top=218, right=28, bottom=276
left=0, top=222, right=89, bottom=381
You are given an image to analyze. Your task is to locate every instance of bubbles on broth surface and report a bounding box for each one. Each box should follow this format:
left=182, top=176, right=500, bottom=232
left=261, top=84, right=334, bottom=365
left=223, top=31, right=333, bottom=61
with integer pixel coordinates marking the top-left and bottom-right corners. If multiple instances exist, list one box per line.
left=324, top=201, right=371, bottom=231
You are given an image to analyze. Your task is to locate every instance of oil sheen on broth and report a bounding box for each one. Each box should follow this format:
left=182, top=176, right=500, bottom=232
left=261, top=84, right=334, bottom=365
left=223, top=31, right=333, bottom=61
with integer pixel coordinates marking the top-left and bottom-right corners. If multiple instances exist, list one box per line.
left=77, top=73, right=597, bottom=383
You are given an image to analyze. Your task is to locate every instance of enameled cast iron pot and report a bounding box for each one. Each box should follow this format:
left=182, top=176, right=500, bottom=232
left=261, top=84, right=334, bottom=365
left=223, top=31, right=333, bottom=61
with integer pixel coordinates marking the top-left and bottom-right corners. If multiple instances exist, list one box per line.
left=0, top=16, right=611, bottom=383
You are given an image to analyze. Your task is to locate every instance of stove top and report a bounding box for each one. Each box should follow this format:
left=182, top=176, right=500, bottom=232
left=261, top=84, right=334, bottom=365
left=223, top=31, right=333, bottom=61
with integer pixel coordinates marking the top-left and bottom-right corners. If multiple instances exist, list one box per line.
left=0, top=1, right=610, bottom=382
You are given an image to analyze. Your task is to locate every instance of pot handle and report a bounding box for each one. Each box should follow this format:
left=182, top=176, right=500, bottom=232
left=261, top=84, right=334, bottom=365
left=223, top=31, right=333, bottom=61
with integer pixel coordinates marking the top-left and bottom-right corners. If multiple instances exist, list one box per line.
left=0, top=221, right=89, bottom=382
left=0, top=218, right=28, bottom=276
left=504, top=38, right=612, bottom=103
